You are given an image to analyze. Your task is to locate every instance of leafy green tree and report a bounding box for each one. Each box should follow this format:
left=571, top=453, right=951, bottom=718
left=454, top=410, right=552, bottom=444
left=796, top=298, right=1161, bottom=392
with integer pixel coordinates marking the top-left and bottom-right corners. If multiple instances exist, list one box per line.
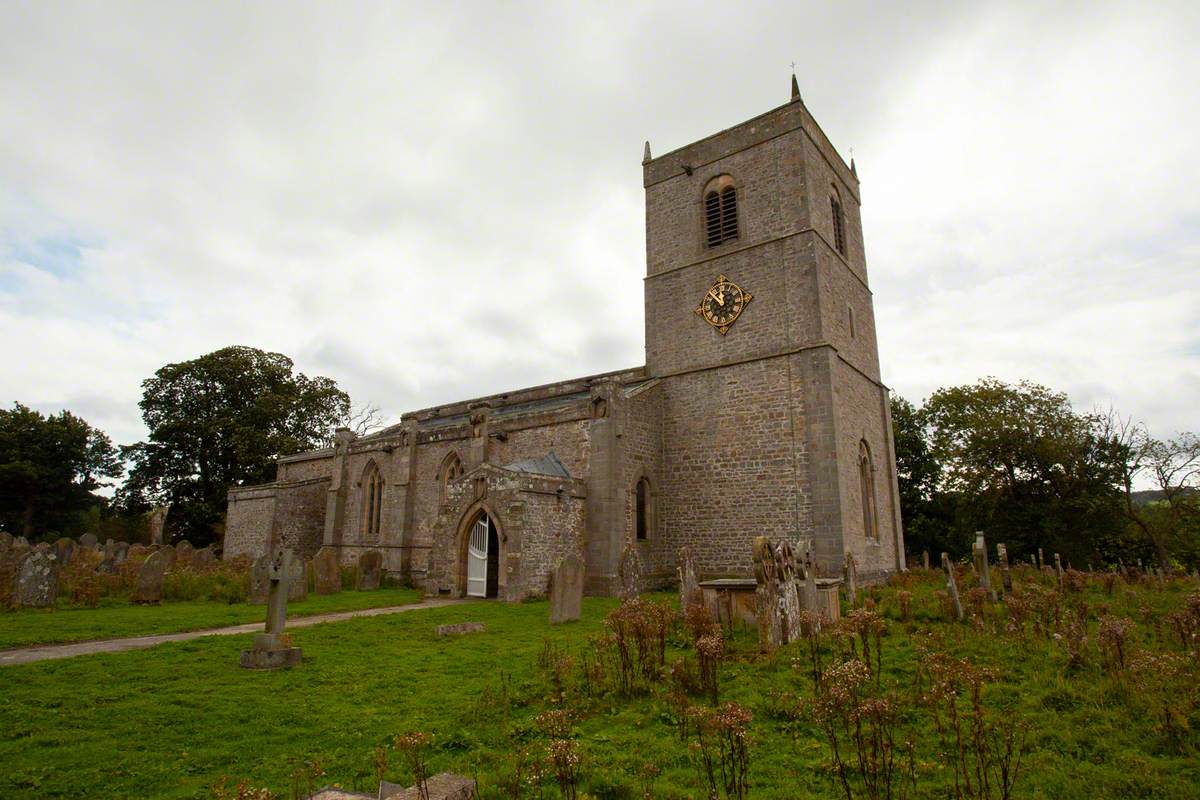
left=919, top=378, right=1124, bottom=565
left=120, top=346, right=350, bottom=545
left=890, top=395, right=958, bottom=559
left=0, top=403, right=121, bottom=539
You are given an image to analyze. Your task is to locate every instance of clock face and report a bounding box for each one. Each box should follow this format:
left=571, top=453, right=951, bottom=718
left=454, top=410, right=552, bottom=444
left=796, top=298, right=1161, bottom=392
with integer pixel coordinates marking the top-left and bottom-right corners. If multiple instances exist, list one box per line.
left=696, top=274, right=752, bottom=335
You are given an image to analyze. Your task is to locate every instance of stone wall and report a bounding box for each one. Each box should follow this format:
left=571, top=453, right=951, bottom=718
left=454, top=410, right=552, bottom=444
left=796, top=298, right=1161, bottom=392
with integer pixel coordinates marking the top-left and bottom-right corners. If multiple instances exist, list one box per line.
left=620, top=381, right=667, bottom=581
left=224, top=485, right=276, bottom=560
left=270, top=477, right=330, bottom=561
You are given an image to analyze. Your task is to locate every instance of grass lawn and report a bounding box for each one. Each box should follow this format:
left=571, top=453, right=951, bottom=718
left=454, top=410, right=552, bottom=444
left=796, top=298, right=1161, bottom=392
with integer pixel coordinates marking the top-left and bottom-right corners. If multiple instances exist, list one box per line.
left=0, top=588, right=423, bottom=649
left=1, top=575, right=1198, bottom=799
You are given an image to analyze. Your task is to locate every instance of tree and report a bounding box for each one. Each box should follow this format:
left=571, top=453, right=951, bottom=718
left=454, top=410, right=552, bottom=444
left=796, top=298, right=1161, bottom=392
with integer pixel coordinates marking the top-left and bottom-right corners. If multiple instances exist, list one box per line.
left=890, top=395, right=957, bottom=559
left=919, top=378, right=1124, bottom=565
left=120, top=346, right=350, bottom=545
left=0, top=403, right=121, bottom=539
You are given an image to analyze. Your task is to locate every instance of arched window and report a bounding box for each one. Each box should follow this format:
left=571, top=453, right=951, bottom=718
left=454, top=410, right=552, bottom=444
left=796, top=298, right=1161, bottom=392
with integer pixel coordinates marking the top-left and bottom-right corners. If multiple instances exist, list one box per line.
left=704, top=176, right=739, bottom=247
left=363, top=462, right=384, bottom=539
left=830, top=187, right=847, bottom=256
left=848, top=305, right=856, bottom=339
left=859, top=441, right=878, bottom=541
left=635, top=477, right=652, bottom=541
left=439, top=451, right=463, bottom=504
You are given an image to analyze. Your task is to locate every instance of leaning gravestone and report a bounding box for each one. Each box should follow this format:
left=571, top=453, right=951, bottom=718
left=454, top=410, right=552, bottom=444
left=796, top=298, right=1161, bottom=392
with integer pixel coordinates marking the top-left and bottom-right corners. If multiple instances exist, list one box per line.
left=287, top=554, right=308, bottom=602
left=79, top=532, right=98, bottom=550
left=133, top=549, right=172, bottom=604
left=15, top=550, right=58, bottom=608
left=240, top=549, right=303, bottom=669
left=313, top=547, right=341, bottom=595
left=249, top=554, right=271, bottom=604
left=356, top=550, right=383, bottom=590
left=549, top=554, right=584, bottom=624
left=617, top=540, right=642, bottom=599
left=175, top=541, right=194, bottom=568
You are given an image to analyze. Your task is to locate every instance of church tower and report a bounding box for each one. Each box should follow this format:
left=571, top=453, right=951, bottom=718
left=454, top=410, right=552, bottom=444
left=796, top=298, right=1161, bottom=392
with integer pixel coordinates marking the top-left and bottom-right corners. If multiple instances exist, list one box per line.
left=641, top=80, right=904, bottom=578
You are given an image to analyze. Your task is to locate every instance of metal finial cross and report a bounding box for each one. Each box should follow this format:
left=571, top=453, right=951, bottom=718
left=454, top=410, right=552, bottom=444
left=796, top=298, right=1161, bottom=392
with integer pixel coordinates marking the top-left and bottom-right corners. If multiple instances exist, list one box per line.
left=790, top=61, right=796, bottom=74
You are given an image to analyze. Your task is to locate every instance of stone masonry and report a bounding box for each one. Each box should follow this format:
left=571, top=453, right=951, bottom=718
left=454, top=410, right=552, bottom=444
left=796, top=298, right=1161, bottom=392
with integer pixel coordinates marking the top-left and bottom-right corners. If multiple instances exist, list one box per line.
left=223, top=80, right=905, bottom=598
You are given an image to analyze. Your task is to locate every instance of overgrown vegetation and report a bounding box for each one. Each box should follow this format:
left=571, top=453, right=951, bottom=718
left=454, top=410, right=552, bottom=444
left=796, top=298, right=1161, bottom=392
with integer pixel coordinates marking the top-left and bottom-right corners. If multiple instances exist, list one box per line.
left=3, top=567, right=1197, bottom=799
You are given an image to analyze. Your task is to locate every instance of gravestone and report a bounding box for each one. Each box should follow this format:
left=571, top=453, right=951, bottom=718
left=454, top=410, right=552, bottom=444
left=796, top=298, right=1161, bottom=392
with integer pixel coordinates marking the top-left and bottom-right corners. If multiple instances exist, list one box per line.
left=973, top=532, right=996, bottom=601
left=159, top=544, right=177, bottom=569
left=356, top=550, right=382, bottom=590
left=941, top=552, right=963, bottom=621
left=677, top=545, right=701, bottom=611
left=549, top=554, right=584, bottom=624
left=844, top=552, right=858, bottom=605
left=288, top=554, right=308, bottom=602
left=148, top=504, right=170, bottom=545
left=249, top=554, right=271, bottom=604
left=617, top=540, right=642, bottom=599
left=133, top=549, right=172, bottom=604
left=751, top=537, right=802, bottom=652
left=35, top=541, right=51, bottom=554
left=0, top=531, right=12, bottom=557
left=240, top=549, right=303, bottom=669
left=922, top=550, right=930, bottom=570
left=1054, top=553, right=1065, bottom=590
left=79, top=532, right=98, bottom=550
left=16, top=535, right=29, bottom=548
left=175, top=541, right=194, bottom=568
left=436, top=621, right=485, bottom=637
left=192, top=546, right=216, bottom=569
left=126, top=544, right=149, bottom=563
left=15, top=550, right=58, bottom=608
left=997, top=543, right=1013, bottom=595
left=113, top=541, right=130, bottom=565
left=54, top=537, right=76, bottom=566
left=313, top=546, right=341, bottom=595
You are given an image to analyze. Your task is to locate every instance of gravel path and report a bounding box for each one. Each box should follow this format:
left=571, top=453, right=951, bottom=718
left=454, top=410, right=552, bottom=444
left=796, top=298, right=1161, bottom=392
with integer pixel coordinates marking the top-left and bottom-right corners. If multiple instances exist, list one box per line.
left=0, top=597, right=467, bottom=666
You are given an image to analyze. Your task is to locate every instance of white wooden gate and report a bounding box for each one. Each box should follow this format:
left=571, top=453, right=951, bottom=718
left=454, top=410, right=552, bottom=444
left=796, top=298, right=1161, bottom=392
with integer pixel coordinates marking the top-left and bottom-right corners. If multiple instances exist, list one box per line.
left=466, top=516, right=489, bottom=598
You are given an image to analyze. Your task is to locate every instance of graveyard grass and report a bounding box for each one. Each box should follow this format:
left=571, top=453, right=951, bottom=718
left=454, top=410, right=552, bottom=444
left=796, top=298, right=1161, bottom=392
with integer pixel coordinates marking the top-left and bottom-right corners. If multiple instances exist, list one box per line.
left=2, top=573, right=1199, bottom=799
left=0, top=587, right=423, bottom=649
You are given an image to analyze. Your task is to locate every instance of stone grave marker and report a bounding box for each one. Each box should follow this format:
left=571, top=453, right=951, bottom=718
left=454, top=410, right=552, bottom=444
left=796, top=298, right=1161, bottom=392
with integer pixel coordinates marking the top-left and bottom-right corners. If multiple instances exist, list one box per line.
left=617, top=539, right=642, bottom=599
left=752, top=536, right=803, bottom=651
left=1054, top=553, right=1065, bottom=590
left=677, top=545, right=701, bottom=611
left=941, top=552, right=963, bottom=621
left=288, top=554, right=308, bottom=602
left=356, top=550, right=383, bottom=590
left=549, top=553, right=584, bottom=624
left=973, top=532, right=996, bottom=601
left=997, top=543, right=1013, bottom=595
left=0, top=531, right=12, bottom=557
left=159, top=544, right=177, bottom=569
left=15, top=550, right=58, bottom=608
left=79, top=532, right=98, bottom=549
left=192, top=546, right=216, bottom=569
left=436, top=621, right=485, bottom=637
left=175, top=540, right=194, bottom=568
left=240, top=549, right=303, bottom=669
left=148, top=504, right=170, bottom=545
left=922, top=550, right=930, bottom=570
left=54, top=537, right=76, bottom=566
left=313, top=546, right=341, bottom=594
left=113, top=541, right=130, bottom=565
left=249, top=554, right=271, bottom=604
left=133, top=549, right=172, bottom=604
left=844, top=552, right=858, bottom=606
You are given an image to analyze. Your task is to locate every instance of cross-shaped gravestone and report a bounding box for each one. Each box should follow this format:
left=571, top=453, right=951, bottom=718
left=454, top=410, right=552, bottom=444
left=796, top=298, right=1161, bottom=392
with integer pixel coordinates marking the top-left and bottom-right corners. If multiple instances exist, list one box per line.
left=239, top=548, right=303, bottom=670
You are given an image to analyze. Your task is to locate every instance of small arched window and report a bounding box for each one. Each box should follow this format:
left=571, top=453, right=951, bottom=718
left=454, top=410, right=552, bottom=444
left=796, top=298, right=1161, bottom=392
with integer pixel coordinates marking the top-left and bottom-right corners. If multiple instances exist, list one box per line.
left=848, top=305, right=856, bottom=339
left=635, top=477, right=652, bottom=541
left=704, top=176, right=739, bottom=247
left=830, top=187, right=847, bottom=256
left=439, top=451, right=463, bottom=504
left=363, top=462, right=384, bottom=538
left=858, top=441, right=878, bottom=541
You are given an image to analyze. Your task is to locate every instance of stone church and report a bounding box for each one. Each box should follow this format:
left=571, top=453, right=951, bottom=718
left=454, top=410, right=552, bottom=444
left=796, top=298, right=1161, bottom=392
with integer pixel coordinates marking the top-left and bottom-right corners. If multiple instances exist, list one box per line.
left=224, top=80, right=905, bottom=599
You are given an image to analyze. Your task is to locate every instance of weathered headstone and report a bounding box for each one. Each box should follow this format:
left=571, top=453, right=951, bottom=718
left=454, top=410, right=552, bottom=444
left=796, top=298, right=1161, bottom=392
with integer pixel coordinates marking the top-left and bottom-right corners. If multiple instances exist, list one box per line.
left=249, top=554, right=271, bottom=604
left=148, top=504, right=170, bottom=546
left=313, top=546, right=341, bottom=595
left=549, top=554, right=584, bottom=624
left=941, top=552, right=963, bottom=622
left=240, top=549, right=303, bottom=669
left=997, top=543, right=1013, bottom=595
left=1054, top=553, right=1065, bottom=590
left=79, top=532, right=98, bottom=550
left=973, top=532, right=995, bottom=601
left=133, top=549, right=172, bottom=604
left=192, top=546, right=216, bottom=569
left=126, top=544, right=149, bottom=563
left=288, top=554, right=308, bottom=602
left=54, top=537, right=76, bottom=566
left=922, top=550, right=930, bottom=570
left=436, top=621, right=485, bottom=637
left=175, top=540, right=194, bottom=568
left=677, top=545, right=701, bottom=611
left=379, top=773, right=476, bottom=800
left=843, top=552, right=858, bottom=606
left=14, top=550, right=58, bottom=608
left=356, top=550, right=383, bottom=590
left=1037, top=548, right=1045, bottom=570
left=617, top=539, right=642, bottom=599
left=751, top=537, right=803, bottom=651
left=0, top=531, right=12, bottom=557
left=159, top=544, right=177, bottom=569
left=113, top=541, right=130, bottom=565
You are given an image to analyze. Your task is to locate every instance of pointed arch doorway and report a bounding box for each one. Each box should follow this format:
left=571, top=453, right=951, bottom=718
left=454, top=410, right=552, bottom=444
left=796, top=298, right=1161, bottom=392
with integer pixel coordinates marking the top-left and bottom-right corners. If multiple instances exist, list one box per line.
left=465, top=511, right=500, bottom=598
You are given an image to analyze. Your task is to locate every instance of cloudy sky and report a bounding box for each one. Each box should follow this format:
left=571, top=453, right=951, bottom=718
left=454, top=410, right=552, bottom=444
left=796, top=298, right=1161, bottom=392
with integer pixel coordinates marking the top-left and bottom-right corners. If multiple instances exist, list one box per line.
left=2, top=0, right=1197, bottom=456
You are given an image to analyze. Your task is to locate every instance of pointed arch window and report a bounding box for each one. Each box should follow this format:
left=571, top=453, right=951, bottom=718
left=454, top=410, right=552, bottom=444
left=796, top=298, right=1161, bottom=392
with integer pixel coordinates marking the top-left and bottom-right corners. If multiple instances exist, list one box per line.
left=635, top=476, right=652, bottom=541
left=704, top=176, right=739, bottom=247
left=363, top=463, right=384, bottom=539
left=439, top=451, right=464, bottom=504
left=859, top=441, right=878, bottom=541
left=830, top=187, right=847, bottom=256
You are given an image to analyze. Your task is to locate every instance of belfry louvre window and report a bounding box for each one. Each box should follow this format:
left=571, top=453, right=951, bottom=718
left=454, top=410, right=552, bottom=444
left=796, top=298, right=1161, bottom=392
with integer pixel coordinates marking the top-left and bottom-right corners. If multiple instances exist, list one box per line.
left=364, top=464, right=383, bottom=538
left=704, top=176, right=739, bottom=247
left=831, top=192, right=847, bottom=256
